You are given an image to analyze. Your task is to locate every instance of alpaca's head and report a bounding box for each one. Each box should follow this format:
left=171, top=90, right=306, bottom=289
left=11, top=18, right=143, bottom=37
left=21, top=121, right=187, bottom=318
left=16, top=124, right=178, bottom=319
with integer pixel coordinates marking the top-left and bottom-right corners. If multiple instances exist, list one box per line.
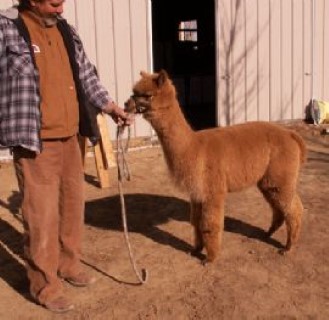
left=124, top=70, right=176, bottom=118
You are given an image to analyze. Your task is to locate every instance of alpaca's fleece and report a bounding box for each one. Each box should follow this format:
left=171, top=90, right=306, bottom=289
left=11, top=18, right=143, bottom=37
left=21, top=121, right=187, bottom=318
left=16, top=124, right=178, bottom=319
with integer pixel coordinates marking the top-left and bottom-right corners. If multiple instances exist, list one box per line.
left=125, top=70, right=306, bottom=264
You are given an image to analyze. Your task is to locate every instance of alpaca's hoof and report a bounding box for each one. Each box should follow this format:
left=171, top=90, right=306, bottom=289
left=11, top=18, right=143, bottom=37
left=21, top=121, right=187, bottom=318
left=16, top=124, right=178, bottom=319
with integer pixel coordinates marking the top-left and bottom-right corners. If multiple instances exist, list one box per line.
left=201, top=258, right=209, bottom=266
left=200, top=255, right=216, bottom=266
left=278, top=247, right=291, bottom=255
left=190, top=248, right=201, bottom=256
left=201, top=257, right=215, bottom=266
left=278, top=241, right=293, bottom=255
left=278, top=249, right=287, bottom=255
left=190, top=249, right=206, bottom=261
left=266, top=228, right=275, bottom=237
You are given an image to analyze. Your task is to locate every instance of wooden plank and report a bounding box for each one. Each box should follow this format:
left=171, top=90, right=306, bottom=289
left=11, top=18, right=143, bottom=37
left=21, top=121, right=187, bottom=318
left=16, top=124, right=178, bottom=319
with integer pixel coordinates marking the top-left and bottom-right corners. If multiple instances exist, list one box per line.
left=96, top=113, right=116, bottom=168
left=93, top=141, right=111, bottom=188
left=78, top=135, right=88, bottom=167
left=79, top=113, right=116, bottom=189
left=79, top=133, right=112, bottom=189
left=93, top=113, right=116, bottom=188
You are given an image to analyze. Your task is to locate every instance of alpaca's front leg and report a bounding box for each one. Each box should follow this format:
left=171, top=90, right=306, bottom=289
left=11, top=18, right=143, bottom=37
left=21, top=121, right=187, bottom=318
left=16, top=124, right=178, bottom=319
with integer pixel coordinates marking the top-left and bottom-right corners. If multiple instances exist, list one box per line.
left=201, top=195, right=225, bottom=264
left=190, top=200, right=203, bottom=255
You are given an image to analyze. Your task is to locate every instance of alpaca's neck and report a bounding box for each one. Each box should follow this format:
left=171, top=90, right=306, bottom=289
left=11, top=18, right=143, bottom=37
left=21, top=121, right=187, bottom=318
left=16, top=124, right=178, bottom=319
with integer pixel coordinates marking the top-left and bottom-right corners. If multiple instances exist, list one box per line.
left=149, top=99, right=194, bottom=174
left=152, top=100, right=193, bottom=143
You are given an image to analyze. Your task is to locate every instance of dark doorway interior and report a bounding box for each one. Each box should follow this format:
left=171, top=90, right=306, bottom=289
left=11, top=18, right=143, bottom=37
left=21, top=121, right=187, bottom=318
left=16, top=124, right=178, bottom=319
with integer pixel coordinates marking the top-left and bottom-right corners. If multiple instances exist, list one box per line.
left=152, top=0, right=216, bottom=130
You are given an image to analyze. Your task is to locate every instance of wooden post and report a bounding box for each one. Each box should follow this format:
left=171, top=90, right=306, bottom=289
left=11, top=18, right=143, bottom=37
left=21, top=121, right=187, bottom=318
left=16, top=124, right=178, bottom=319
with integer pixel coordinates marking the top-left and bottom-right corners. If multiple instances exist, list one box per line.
left=96, top=113, right=116, bottom=168
left=79, top=113, right=116, bottom=188
left=78, top=134, right=88, bottom=166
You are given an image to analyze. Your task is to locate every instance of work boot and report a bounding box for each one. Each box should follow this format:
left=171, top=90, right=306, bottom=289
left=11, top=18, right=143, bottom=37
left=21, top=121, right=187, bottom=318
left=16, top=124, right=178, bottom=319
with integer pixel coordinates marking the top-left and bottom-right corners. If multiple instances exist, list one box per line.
left=43, top=296, right=74, bottom=313
left=64, top=271, right=96, bottom=287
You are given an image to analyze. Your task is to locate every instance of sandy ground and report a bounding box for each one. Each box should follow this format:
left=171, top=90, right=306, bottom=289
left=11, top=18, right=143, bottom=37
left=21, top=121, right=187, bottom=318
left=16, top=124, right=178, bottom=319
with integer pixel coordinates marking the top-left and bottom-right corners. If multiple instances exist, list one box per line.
left=0, top=121, right=329, bottom=320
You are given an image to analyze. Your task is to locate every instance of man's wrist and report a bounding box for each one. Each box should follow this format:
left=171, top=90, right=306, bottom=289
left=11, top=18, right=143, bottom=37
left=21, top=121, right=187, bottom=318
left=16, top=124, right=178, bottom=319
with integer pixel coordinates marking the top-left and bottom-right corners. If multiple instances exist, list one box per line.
left=103, top=101, right=116, bottom=114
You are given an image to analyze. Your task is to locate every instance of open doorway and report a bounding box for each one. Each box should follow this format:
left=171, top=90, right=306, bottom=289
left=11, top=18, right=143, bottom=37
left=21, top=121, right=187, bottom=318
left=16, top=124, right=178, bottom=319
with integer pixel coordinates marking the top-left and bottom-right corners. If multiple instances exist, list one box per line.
left=151, top=0, right=217, bottom=130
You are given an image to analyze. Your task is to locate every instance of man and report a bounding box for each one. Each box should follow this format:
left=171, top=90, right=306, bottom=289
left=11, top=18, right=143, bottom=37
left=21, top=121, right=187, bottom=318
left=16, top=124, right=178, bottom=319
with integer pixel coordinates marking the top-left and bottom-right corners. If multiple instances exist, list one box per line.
left=0, top=0, right=132, bottom=313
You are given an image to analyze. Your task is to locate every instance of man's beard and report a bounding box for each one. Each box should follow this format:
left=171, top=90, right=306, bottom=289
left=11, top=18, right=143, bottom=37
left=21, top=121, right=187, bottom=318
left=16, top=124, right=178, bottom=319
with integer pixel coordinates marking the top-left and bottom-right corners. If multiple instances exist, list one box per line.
left=43, top=14, right=60, bottom=27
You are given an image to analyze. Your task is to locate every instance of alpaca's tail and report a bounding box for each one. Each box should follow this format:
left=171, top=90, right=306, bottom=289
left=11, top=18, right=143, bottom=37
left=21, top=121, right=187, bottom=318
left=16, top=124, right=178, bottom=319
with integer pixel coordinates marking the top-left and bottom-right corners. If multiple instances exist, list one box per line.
left=291, top=132, right=307, bottom=165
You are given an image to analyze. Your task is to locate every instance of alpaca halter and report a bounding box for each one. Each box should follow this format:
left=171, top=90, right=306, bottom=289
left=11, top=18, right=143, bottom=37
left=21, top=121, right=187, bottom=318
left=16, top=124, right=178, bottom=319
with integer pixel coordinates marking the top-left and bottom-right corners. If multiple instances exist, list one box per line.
left=130, top=93, right=153, bottom=114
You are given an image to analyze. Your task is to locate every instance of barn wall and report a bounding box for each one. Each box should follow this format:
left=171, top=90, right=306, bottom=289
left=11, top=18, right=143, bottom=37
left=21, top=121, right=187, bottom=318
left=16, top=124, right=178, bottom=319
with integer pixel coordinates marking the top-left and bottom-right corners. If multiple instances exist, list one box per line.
left=64, top=0, right=152, bottom=139
left=216, top=0, right=329, bottom=126
left=1, top=0, right=329, bottom=151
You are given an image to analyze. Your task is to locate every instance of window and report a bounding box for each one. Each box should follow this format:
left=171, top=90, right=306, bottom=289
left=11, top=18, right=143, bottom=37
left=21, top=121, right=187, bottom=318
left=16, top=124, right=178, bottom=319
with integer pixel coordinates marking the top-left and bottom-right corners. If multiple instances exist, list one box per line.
left=178, top=20, right=198, bottom=42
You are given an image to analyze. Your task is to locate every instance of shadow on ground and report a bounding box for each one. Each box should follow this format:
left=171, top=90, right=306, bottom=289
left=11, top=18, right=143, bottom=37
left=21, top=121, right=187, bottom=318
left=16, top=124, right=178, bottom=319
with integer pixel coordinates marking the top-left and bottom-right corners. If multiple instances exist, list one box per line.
left=85, top=194, right=284, bottom=257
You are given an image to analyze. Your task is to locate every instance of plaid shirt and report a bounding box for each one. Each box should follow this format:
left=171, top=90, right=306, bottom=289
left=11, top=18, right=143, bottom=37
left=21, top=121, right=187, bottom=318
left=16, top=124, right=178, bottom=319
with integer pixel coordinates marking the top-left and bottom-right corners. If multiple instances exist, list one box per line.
left=0, top=8, right=111, bottom=153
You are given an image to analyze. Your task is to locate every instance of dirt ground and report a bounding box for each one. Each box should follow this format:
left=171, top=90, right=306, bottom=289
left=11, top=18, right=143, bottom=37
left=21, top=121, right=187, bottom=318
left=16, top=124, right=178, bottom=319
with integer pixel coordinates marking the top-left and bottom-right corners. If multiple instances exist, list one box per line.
left=0, top=121, right=329, bottom=320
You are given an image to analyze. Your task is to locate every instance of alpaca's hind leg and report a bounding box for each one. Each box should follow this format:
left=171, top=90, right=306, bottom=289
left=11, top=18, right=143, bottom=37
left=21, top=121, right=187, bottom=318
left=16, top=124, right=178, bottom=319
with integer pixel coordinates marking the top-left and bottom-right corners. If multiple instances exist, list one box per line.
left=267, top=209, right=285, bottom=236
left=200, top=195, right=225, bottom=264
left=259, top=180, right=303, bottom=252
left=258, top=183, right=285, bottom=236
left=268, top=191, right=303, bottom=252
left=283, top=193, right=303, bottom=252
left=190, top=200, right=203, bottom=255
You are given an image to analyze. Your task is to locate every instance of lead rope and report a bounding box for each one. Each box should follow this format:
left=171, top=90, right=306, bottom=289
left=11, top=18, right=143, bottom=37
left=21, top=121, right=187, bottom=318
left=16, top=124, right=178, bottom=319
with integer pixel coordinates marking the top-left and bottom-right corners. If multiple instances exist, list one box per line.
left=116, top=125, right=148, bottom=284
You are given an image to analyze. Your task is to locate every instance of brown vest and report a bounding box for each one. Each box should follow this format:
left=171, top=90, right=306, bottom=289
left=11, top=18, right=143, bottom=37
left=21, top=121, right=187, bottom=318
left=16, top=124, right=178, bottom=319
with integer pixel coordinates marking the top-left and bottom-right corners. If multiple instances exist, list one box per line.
left=21, top=11, right=79, bottom=139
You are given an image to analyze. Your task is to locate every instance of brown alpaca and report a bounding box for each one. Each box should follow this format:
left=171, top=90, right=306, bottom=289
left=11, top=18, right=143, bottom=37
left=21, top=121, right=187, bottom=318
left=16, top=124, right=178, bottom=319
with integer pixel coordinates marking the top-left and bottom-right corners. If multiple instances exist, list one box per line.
left=125, top=70, right=307, bottom=264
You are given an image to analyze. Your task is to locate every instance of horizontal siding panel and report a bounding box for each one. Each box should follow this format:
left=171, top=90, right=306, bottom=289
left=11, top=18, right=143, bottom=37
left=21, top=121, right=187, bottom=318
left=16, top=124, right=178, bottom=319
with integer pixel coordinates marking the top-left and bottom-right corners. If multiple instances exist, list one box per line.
left=217, top=0, right=231, bottom=126
left=63, top=0, right=77, bottom=27
left=324, top=0, right=329, bottom=101
left=0, top=1, right=13, bottom=9
left=281, top=0, right=293, bottom=120
left=318, top=0, right=325, bottom=99
left=130, top=0, right=149, bottom=82
left=94, top=0, right=116, bottom=102
left=232, top=0, right=246, bottom=124
left=112, top=0, right=133, bottom=101
left=129, top=0, right=152, bottom=137
left=269, top=0, right=282, bottom=121
left=292, top=0, right=304, bottom=119
left=246, top=0, right=258, bottom=122
left=75, top=0, right=97, bottom=65
left=258, top=0, right=270, bottom=121
left=303, top=0, right=312, bottom=107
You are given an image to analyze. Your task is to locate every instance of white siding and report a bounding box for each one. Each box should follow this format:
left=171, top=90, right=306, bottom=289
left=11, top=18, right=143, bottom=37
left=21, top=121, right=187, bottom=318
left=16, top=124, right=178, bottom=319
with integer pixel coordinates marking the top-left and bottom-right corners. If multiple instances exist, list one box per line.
left=2, top=0, right=329, bottom=145
left=63, top=0, right=152, bottom=139
left=0, top=0, right=14, bottom=8
left=216, top=0, right=329, bottom=126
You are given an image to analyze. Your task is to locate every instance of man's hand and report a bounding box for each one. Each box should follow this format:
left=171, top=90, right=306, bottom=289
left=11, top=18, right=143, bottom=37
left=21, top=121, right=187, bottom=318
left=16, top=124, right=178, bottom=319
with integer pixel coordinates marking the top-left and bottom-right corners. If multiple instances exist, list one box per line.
left=103, top=101, right=134, bottom=126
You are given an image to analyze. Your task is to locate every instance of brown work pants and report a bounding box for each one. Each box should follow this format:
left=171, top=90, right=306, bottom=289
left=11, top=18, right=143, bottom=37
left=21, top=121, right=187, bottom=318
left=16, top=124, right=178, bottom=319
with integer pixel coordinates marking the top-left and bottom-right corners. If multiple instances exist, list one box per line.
left=13, top=135, right=85, bottom=304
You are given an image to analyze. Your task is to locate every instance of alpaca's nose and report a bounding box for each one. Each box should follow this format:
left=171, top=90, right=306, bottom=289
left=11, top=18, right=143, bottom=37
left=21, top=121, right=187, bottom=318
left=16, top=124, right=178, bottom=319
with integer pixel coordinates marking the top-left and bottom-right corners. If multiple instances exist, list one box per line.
left=124, top=98, right=136, bottom=113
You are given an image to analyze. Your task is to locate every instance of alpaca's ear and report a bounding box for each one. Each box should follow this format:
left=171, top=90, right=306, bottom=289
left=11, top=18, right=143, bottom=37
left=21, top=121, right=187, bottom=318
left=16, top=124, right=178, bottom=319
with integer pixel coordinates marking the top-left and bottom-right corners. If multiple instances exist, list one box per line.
left=140, top=70, right=147, bottom=77
left=156, top=69, right=168, bottom=88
